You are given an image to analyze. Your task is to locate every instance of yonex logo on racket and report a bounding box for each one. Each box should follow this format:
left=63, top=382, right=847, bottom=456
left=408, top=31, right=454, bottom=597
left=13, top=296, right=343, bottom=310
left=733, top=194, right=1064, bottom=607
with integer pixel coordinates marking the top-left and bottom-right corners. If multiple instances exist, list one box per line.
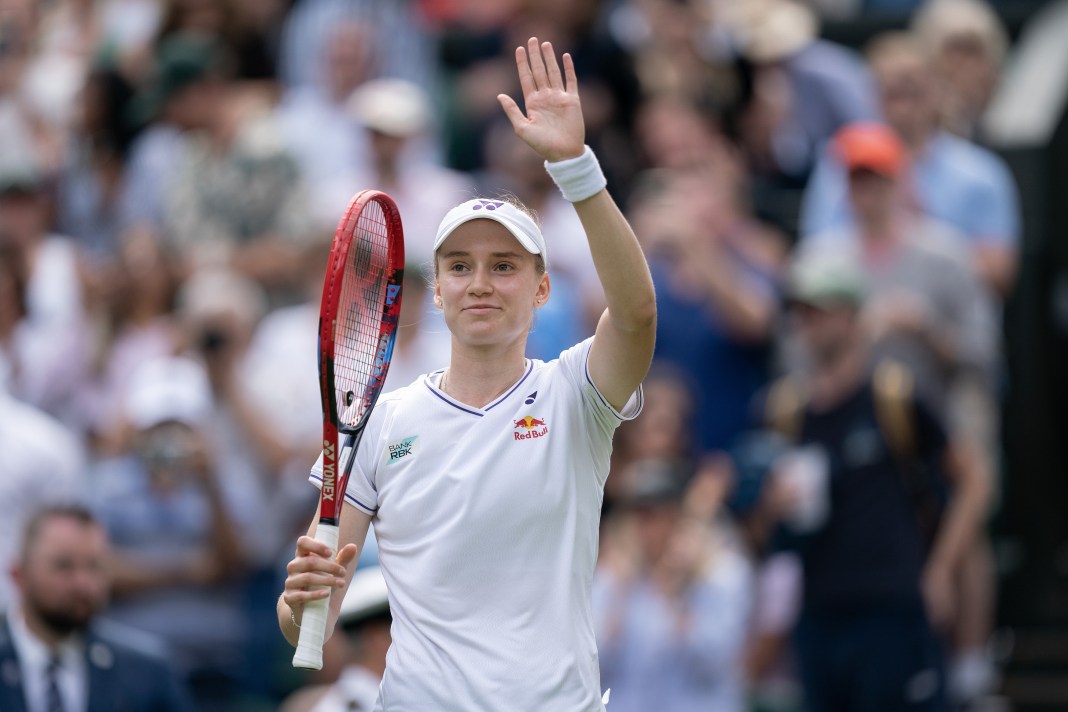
left=321, top=440, right=337, bottom=501
left=473, top=200, right=504, bottom=211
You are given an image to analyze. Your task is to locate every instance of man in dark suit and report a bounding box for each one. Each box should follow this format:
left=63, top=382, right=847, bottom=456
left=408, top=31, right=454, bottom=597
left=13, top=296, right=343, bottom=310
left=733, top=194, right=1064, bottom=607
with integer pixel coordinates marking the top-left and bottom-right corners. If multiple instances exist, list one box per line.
left=1, top=504, right=193, bottom=712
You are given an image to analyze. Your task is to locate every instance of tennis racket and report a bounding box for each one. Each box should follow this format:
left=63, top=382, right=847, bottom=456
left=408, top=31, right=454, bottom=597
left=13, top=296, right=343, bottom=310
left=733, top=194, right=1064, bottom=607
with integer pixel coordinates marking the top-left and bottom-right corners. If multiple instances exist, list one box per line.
left=293, top=190, right=404, bottom=670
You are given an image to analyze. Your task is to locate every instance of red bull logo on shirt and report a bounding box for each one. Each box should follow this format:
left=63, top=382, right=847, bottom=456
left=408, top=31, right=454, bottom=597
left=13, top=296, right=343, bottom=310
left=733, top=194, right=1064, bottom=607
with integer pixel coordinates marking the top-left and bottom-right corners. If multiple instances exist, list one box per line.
left=513, top=415, right=549, bottom=440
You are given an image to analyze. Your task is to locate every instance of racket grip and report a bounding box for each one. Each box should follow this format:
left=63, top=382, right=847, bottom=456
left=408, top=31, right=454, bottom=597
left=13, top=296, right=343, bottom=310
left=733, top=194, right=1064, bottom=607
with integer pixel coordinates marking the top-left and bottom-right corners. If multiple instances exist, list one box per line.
left=292, top=522, right=341, bottom=670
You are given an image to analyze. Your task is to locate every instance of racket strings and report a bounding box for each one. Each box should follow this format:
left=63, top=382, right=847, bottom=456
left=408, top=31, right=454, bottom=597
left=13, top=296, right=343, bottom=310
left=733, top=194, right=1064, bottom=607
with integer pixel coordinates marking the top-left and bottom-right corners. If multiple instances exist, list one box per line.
left=334, top=199, right=391, bottom=427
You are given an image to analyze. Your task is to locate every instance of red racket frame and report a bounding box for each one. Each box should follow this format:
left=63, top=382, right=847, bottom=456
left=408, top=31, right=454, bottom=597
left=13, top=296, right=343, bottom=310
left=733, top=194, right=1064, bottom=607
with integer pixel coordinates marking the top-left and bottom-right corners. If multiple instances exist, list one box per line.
left=317, top=189, right=404, bottom=524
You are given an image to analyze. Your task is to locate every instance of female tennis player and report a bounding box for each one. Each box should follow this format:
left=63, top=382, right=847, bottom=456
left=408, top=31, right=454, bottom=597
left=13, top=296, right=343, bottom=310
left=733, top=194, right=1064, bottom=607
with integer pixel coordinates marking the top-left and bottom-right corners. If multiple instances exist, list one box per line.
left=278, top=37, right=656, bottom=710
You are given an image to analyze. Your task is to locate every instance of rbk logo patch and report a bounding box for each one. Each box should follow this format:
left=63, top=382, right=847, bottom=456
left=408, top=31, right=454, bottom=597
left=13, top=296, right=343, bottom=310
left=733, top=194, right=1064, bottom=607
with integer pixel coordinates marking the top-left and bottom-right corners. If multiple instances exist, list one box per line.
left=513, top=416, right=549, bottom=441
left=387, top=436, right=417, bottom=463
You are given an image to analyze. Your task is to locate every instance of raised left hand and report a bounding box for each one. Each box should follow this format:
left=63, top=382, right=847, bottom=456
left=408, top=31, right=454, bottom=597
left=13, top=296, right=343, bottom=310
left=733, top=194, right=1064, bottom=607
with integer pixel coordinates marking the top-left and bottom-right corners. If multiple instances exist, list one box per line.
left=497, top=37, right=585, bottom=163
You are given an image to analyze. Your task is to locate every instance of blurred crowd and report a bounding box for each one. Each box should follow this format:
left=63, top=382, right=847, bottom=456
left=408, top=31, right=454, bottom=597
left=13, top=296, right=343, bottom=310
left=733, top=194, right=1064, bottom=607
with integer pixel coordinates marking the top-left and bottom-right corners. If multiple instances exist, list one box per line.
left=0, top=0, right=1033, bottom=710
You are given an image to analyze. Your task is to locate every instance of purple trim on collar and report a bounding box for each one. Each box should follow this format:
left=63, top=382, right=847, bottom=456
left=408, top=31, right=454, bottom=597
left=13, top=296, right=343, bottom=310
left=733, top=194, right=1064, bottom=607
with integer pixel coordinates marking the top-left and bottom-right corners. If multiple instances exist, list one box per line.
left=422, top=360, right=534, bottom=415
left=484, top=360, right=533, bottom=411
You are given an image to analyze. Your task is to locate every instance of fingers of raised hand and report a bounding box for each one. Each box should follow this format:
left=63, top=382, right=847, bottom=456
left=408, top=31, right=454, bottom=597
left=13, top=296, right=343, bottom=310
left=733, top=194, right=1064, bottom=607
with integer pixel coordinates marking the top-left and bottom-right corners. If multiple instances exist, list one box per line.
left=518, top=38, right=569, bottom=96
left=540, top=40, right=564, bottom=90
left=526, top=37, right=550, bottom=91
left=562, top=52, right=577, bottom=95
left=497, top=92, right=525, bottom=128
left=515, top=45, right=536, bottom=98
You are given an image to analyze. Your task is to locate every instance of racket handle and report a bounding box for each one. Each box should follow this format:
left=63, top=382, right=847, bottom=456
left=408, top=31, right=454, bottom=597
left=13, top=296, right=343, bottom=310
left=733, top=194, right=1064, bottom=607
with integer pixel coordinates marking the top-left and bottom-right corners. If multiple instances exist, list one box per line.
left=292, top=522, right=341, bottom=670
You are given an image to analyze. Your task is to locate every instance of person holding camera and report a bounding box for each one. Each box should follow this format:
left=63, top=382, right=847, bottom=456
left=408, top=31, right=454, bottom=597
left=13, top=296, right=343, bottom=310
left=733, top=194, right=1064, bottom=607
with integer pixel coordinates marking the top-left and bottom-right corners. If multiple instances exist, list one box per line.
left=594, top=459, right=752, bottom=712
left=176, top=268, right=315, bottom=554
left=86, top=356, right=253, bottom=711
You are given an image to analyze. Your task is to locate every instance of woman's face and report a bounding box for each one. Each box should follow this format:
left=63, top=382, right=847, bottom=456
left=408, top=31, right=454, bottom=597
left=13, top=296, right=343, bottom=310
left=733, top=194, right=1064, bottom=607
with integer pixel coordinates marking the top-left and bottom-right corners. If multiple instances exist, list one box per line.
left=434, top=219, right=549, bottom=350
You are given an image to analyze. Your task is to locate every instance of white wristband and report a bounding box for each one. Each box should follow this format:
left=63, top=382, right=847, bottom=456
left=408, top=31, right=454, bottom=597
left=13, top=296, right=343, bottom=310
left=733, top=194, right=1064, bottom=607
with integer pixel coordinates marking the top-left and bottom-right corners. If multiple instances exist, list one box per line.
left=544, top=145, right=607, bottom=203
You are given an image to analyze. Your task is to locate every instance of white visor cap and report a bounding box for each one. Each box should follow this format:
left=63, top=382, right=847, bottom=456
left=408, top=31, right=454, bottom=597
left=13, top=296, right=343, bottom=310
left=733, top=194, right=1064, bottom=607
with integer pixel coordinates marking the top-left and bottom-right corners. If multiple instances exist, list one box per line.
left=433, top=199, right=547, bottom=264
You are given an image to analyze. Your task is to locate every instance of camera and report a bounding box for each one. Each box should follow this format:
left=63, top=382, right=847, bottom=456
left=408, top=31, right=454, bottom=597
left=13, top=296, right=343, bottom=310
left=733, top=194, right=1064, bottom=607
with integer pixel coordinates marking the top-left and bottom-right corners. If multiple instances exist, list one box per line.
left=138, top=426, right=198, bottom=471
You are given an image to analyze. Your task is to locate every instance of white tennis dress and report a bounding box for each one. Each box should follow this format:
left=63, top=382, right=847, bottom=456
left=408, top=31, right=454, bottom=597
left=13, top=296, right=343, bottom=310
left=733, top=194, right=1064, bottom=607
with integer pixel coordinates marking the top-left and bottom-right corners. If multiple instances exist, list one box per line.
left=310, top=338, right=641, bottom=711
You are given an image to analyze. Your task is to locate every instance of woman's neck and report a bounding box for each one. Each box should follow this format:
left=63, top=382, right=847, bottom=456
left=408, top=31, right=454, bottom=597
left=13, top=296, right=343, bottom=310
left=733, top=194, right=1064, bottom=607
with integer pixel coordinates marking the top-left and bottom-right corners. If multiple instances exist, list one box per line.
left=442, top=341, right=528, bottom=408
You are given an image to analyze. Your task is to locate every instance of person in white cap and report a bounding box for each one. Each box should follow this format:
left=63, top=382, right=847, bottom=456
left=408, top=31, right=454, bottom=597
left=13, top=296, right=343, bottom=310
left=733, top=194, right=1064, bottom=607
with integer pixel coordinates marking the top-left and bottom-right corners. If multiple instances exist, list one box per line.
left=341, top=78, right=474, bottom=260
left=88, top=356, right=254, bottom=708
left=278, top=36, right=657, bottom=711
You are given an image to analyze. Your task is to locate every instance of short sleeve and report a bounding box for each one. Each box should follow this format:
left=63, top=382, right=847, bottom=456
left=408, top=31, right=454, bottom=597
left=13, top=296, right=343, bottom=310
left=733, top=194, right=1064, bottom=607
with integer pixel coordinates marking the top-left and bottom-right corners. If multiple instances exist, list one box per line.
left=960, top=157, right=1020, bottom=247
left=556, top=337, right=643, bottom=437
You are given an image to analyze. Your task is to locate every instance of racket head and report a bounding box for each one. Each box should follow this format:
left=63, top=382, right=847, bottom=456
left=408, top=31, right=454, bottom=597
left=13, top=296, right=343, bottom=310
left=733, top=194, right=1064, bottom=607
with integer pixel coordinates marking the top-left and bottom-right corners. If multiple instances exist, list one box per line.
left=317, top=190, right=404, bottom=522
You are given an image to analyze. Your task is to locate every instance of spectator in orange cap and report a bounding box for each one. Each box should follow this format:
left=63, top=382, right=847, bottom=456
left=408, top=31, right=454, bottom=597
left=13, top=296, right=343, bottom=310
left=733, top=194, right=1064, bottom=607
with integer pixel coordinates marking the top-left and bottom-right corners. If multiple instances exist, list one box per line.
left=834, top=121, right=907, bottom=178
left=801, top=32, right=1020, bottom=297
left=798, top=121, right=996, bottom=426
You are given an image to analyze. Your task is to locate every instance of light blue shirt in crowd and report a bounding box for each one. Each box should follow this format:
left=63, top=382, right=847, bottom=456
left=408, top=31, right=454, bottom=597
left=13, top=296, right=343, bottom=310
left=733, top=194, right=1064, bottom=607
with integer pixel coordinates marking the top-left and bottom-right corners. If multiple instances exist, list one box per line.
left=118, top=125, right=188, bottom=230
left=278, top=0, right=435, bottom=93
left=592, top=550, right=752, bottom=712
left=800, top=130, right=1020, bottom=249
left=88, top=455, right=254, bottom=676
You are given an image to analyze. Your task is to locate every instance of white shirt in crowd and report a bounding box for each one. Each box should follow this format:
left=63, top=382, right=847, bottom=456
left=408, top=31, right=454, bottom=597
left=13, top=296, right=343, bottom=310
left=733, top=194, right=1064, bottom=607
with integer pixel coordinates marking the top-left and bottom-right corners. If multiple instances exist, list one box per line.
left=0, top=392, right=84, bottom=610
left=8, top=605, right=88, bottom=712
